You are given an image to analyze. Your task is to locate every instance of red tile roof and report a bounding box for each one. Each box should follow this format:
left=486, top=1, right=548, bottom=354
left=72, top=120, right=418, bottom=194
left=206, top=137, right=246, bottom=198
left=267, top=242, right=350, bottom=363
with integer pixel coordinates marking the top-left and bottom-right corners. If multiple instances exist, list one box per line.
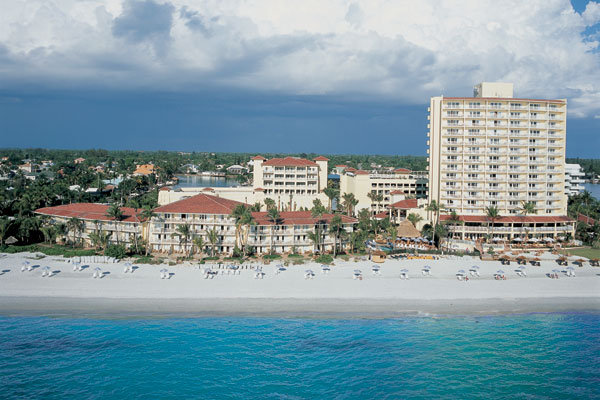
left=313, top=156, right=329, bottom=161
left=154, top=193, right=244, bottom=215
left=254, top=188, right=265, bottom=192
left=390, top=190, right=405, bottom=195
left=439, top=214, right=574, bottom=224
left=354, top=170, right=369, bottom=175
left=335, top=164, right=348, bottom=168
left=159, top=186, right=172, bottom=191
left=374, top=211, right=389, bottom=219
left=35, top=203, right=144, bottom=223
left=202, top=187, right=215, bottom=191
left=263, top=157, right=317, bottom=167
left=345, top=167, right=357, bottom=172
left=251, top=211, right=357, bottom=226
left=578, top=213, right=597, bottom=225
left=251, top=155, right=266, bottom=160
left=388, top=199, right=418, bottom=209
left=394, top=168, right=411, bottom=173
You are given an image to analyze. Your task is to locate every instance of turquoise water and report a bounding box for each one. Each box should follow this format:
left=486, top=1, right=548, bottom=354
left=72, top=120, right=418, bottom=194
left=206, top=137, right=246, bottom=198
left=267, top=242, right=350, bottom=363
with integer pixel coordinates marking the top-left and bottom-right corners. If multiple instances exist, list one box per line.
left=0, top=313, right=599, bottom=399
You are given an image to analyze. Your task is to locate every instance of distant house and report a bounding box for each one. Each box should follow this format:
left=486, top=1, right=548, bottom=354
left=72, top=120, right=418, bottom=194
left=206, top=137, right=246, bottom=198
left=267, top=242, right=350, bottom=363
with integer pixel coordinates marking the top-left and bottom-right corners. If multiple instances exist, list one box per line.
left=18, top=163, right=36, bottom=173
left=74, top=157, right=86, bottom=164
left=133, top=163, right=157, bottom=176
left=226, top=165, right=247, bottom=175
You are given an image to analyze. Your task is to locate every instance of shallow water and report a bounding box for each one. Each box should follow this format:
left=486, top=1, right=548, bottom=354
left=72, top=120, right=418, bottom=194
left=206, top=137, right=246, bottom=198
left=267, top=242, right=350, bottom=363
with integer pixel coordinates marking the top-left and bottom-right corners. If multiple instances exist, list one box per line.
left=0, top=313, right=598, bottom=399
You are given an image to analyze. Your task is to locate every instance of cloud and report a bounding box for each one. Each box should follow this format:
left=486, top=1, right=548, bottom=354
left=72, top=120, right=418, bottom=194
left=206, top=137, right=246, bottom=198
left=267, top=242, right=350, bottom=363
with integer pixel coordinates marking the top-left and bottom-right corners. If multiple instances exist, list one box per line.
left=0, top=0, right=599, bottom=116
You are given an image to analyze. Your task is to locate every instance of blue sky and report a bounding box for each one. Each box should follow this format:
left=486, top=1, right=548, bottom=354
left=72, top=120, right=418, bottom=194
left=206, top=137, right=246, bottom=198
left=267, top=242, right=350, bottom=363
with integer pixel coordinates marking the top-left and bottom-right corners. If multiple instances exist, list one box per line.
left=1, top=0, right=599, bottom=157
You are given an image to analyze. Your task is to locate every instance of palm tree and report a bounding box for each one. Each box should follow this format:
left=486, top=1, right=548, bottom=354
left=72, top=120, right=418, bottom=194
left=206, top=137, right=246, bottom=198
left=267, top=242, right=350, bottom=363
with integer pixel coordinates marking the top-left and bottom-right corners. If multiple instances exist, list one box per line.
left=106, top=203, right=124, bottom=245
left=444, top=211, right=463, bottom=246
left=207, top=227, right=219, bottom=257
left=407, top=213, right=423, bottom=228
left=40, top=225, right=56, bottom=245
left=367, top=191, right=385, bottom=215
left=341, top=193, right=358, bottom=217
left=323, top=187, right=339, bottom=212
left=328, top=215, right=343, bottom=256
left=230, top=204, right=248, bottom=250
left=172, top=224, right=192, bottom=257
left=193, top=235, right=205, bottom=258
left=0, top=217, right=12, bottom=247
left=426, top=200, right=444, bottom=247
left=307, top=229, right=321, bottom=254
left=264, top=197, right=276, bottom=211
left=311, top=199, right=327, bottom=253
left=140, top=206, right=155, bottom=256
left=67, top=217, right=84, bottom=248
left=485, top=206, right=500, bottom=241
left=520, top=201, right=537, bottom=241
left=266, top=207, right=281, bottom=254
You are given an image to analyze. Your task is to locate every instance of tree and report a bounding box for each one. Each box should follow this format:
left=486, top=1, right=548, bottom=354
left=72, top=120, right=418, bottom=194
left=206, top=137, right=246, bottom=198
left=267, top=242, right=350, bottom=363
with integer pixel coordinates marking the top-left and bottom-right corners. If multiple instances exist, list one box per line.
left=311, top=199, right=327, bottom=253
left=520, top=201, right=537, bottom=217
left=106, top=203, right=124, bottom=245
left=0, top=217, right=12, bottom=247
left=485, top=206, right=500, bottom=241
left=207, top=227, right=219, bottom=257
left=67, top=217, right=84, bottom=248
left=193, top=235, right=205, bottom=257
left=89, top=230, right=112, bottom=251
left=230, top=204, right=249, bottom=250
left=341, top=193, right=358, bottom=217
left=264, top=197, right=276, bottom=211
left=367, top=191, right=384, bottom=214
left=328, top=214, right=343, bottom=256
left=426, top=200, right=444, bottom=247
left=266, top=207, right=281, bottom=254
left=172, top=224, right=192, bottom=257
left=140, top=206, right=155, bottom=256
left=407, top=213, right=423, bottom=228
left=444, top=211, right=462, bottom=248
left=323, top=187, right=339, bottom=212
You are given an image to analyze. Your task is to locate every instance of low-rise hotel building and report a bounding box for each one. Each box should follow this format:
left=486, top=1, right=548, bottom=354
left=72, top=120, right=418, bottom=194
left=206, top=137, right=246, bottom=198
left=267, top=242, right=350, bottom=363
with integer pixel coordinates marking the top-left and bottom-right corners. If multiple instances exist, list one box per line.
left=158, top=156, right=330, bottom=211
left=564, top=163, right=586, bottom=196
left=427, top=82, right=575, bottom=240
left=35, top=203, right=146, bottom=246
left=151, top=193, right=357, bottom=255
left=339, top=168, right=427, bottom=215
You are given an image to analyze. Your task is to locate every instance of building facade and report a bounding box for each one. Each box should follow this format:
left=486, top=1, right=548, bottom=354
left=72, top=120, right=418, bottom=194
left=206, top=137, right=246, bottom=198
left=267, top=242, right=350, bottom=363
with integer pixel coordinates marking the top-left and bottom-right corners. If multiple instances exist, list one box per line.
left=35, top=203, right=146, bottom=246
left=427, top=82, right=574, bottom=240
left=339, top=168, right=427, bottom=215
left=158, top=156, right=330, bottom=211
left=564, top=163, right=585, bottom=196
left=151, top=193, right=356, bottom=255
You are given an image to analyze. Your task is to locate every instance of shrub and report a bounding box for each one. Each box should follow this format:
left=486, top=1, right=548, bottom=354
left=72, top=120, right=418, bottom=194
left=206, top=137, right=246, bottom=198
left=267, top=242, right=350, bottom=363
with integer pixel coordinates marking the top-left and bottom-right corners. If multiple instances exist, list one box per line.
left=288, top=253, right=303, bottom=258
left=315, top=254, right=334, bottom=264
left=263, top=254, right=281, bottom=260
left=105, top=244, right=127, bottom=259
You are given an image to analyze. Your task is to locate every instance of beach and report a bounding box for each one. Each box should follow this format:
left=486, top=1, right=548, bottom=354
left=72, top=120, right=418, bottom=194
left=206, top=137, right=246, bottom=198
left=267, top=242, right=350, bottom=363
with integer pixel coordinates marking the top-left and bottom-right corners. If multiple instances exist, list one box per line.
left=1, top=252, right=599, bottom=316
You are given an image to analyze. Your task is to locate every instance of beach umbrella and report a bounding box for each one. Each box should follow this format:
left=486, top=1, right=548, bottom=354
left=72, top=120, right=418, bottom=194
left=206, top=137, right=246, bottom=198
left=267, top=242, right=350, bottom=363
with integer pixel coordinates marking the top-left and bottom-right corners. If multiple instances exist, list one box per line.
left=528, top=238, right=539, bottom=243
left=552, top=269, right=560, bottom=273
left=492, top=237, right=503, bottom=242
left=423, top=265, right=431, bottom=270
left=41, top=266, right=50, bottom=276
left=457, top=269, right=466, bottom=274
left=544, top=237, right=555, bottom=242
left=354, top=269, right=362, bottom=274
left=94, top=267, right=102, bottom=272
left=566, top=266, right=575, bottom=270
left=471, top=265, right=480, bottom=270
left=518, top=265, right=526, bottom=269
left=513, top=237, right=523, bottom=242
left=160, top=268, right=168, bottom=273
left=497, top=269, right=505, bottom=274
left=305, top=269, right=314, bottom=274
left=400, top=269, right=409, bottom=273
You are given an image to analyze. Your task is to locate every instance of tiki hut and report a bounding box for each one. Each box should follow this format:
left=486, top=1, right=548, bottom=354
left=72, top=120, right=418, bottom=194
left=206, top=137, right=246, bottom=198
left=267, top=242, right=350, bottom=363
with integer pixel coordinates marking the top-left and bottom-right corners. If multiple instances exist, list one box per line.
left=372, top=250, right=387, bottom=264
left=590, top=259, right=599, bottom=267
left=499, top=255, right=512, bottom=265
left=574, top=259, right=587, bottom=267
left=556, top=256, right=569, bottom=266
left=396, top=220, right=421, bottom=239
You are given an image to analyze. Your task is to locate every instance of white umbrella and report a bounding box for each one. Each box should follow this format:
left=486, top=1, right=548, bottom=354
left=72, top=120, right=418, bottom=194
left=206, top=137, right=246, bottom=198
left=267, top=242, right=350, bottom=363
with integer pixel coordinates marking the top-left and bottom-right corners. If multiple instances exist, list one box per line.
left=41, top=266, right=50, bottom=277
left=423, top=265, right=431, bottom=270
left=457, top=269, right=466, bottom=275
left=552, top=269, right=561, bottom=273
left=400, top=269, right=409, bottom=273
left=528, top=238, right=539, bottom=243
left=492, top=237, right=503, bottom=242
left=471, top=266, right=480, bottom=270
left=566, top=266, right=575, bottom=270
left=497, top=269, right=505, bottom=274
left=544, top=237, right=555, bottom=242
left=513, top=238, right=523, bottom=242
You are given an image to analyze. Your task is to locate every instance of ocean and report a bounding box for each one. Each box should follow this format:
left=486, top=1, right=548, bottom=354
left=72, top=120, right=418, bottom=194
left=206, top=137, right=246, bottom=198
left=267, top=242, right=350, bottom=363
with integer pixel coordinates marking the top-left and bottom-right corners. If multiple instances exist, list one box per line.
left=0, top=313, right=598, bottom=399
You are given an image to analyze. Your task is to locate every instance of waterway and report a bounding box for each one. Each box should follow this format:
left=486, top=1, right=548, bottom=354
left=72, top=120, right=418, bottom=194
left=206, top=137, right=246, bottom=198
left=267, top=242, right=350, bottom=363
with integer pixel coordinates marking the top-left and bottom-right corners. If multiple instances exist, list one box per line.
left=583, top=183, right=600, bottom=200
left=174, top=175, right=240, bottom=188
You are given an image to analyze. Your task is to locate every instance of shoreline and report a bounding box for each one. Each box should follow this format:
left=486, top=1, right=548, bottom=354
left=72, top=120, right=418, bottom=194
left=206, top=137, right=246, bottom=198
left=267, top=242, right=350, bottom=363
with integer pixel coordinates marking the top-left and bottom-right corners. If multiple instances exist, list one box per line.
left=1, top=296, right=599, bottom=318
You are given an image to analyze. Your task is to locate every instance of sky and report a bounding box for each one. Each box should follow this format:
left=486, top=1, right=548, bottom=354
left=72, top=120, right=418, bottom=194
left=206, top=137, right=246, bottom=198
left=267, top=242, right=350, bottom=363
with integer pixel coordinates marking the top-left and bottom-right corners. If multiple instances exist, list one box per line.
left=0, top=0, right=599, bottom=157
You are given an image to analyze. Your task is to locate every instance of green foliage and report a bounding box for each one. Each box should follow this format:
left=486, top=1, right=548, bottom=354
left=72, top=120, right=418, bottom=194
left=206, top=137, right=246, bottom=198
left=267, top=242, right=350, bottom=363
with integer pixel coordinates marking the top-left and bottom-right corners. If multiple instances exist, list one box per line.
left=104, top=244, right=127, bottom=259
left=263, top=254, right=281, bottom=260
left=0, top=244, right=96, bottom=257
left=315, top=254, right=334, bottom=264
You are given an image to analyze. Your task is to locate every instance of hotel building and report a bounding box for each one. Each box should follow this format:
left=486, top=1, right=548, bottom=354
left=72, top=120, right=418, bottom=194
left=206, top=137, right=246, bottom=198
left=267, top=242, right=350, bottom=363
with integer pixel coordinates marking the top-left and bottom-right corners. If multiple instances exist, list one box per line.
left=564, top=163, right=586, bottom=196
left=149, top=193, right=356, bottom=255
left=427, top=82, right=575, bottom=240
left=158, top=156, right=330, bottom=211
left=339, top=168, right=427, bottom=215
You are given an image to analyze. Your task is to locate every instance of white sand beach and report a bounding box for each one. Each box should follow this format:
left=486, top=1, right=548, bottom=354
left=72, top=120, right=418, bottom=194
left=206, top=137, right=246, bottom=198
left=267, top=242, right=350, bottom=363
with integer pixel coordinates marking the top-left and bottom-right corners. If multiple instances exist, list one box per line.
left=0, top=252, right=599, bottom=316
